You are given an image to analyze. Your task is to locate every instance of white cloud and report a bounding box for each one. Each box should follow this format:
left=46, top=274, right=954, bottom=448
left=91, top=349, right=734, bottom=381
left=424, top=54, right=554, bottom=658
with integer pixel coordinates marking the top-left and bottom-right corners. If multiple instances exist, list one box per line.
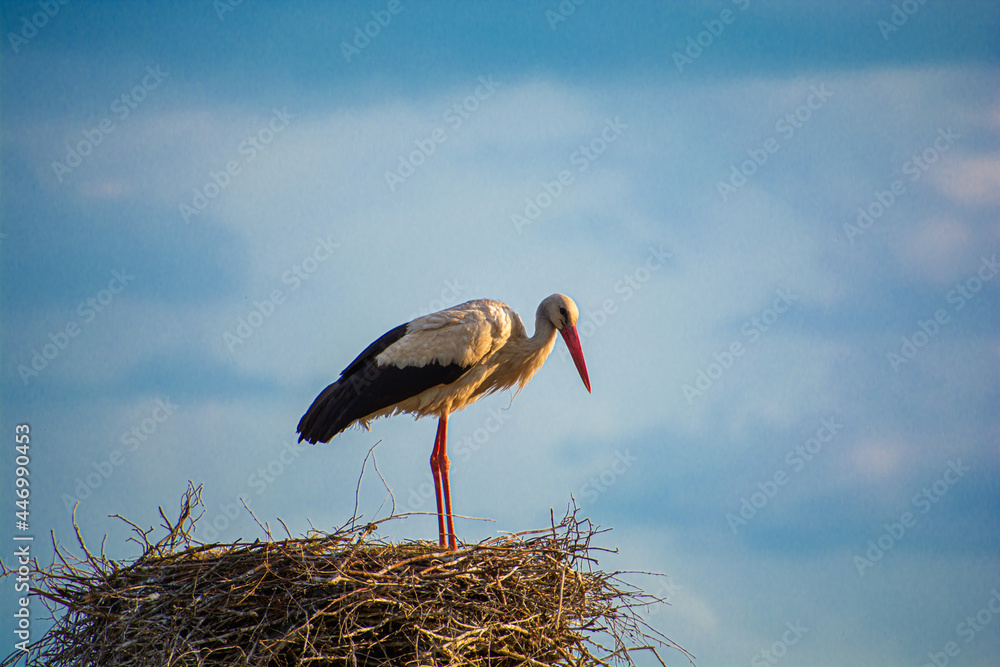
left=889, top=216, right=972, bottom=284
left=933, top=154, right=1000, bottom=207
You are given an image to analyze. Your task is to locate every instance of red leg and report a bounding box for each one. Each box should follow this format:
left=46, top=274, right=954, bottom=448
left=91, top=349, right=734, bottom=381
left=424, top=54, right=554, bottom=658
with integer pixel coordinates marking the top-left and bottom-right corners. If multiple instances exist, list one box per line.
left=430, top=417, right=448, bottom=547
left=437, top=416, right=457, bottom=550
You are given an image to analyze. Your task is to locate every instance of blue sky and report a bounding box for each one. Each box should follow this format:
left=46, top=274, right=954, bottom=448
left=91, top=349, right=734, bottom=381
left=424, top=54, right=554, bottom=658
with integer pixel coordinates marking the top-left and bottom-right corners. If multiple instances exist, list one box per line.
left=2, top=1, right=999, bottom=665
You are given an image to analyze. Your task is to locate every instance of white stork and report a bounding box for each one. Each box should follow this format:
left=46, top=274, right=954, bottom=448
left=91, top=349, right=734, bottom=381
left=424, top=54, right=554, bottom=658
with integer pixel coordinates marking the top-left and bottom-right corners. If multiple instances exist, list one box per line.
left=297, top=293, right=591, bottom=550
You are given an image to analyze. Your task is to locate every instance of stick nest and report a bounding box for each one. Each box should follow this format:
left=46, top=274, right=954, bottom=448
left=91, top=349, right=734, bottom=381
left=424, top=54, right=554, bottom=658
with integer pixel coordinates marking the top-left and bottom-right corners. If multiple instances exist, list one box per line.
left=2, top=484, right=691, bottom=667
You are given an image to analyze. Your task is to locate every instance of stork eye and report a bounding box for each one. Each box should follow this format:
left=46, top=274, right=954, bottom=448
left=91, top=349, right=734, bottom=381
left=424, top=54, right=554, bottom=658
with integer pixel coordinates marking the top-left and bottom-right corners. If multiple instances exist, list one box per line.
left=557, top=306, right=569, bottom=327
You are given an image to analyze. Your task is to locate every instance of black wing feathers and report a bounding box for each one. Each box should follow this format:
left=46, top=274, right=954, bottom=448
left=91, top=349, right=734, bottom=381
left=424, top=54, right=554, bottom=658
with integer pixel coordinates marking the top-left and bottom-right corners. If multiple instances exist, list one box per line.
left=341, top=323, right=408, bottom=377
left=297, top=323, right=468, bottom=444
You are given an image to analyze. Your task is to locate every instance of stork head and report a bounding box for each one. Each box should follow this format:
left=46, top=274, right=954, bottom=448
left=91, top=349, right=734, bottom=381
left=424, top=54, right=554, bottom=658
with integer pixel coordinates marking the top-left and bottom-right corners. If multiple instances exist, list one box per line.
left=538, top=294, right=592, bottom=393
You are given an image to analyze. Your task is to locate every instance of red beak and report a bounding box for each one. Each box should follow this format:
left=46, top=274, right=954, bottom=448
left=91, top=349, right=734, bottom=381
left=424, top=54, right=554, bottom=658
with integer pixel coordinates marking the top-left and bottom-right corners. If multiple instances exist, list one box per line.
left=559, top=324, right=592, bottom=393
